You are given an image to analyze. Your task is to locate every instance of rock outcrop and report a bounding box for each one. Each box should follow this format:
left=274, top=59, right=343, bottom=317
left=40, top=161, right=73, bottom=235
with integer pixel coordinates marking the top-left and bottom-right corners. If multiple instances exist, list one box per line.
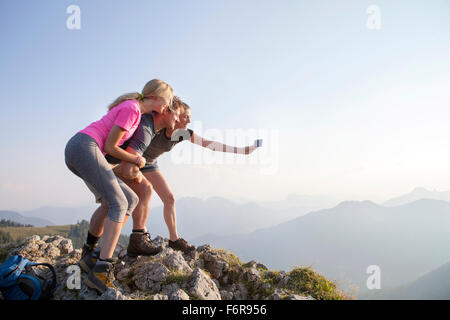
left=0, top=235, right=349, bottom=300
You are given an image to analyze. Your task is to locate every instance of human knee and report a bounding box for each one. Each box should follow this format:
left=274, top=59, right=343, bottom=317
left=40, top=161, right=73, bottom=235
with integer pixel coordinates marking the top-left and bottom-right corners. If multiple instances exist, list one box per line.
left=107, top=193, right=129, bottom=223
left=128, top=190, right=139, bottom=212
left=138, top=179, right=152, bottom=198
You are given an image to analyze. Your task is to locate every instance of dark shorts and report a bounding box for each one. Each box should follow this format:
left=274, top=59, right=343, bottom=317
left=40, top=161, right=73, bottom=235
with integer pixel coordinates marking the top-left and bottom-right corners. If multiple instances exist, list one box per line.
left=141, top=161, right=160, bottom=173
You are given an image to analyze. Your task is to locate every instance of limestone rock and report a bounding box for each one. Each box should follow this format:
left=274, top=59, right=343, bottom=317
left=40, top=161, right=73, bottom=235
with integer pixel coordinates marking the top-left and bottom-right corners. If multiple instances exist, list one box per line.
left=230, top=283, right=248, bottom=300
left=188, top=268, right=221, bottom=300
left=161, top=283, right=180, bottom=296
left=116, top=268, right=131, bottom=281
left=163, top=250, right=192, bottom=274
left=245, top=268, right=262, bottom=282
left=133, top=262, right=169, bottom=291
left=2, top=234, right=345, bottom=301
left=170, top=289, right=190, bottom=300
left=220, top=290, right=234, bottom=300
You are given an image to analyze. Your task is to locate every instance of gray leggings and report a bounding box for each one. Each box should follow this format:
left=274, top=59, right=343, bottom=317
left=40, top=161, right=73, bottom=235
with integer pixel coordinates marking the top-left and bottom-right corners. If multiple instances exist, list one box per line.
left=65, top=132, right=138, bottom=223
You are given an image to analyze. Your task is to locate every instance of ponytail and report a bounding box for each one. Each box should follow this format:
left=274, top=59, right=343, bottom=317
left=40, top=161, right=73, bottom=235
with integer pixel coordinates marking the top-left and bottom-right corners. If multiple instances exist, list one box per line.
left=107, top=92, right=143, bottom=111
left=107, top=79, right=173, bottom=112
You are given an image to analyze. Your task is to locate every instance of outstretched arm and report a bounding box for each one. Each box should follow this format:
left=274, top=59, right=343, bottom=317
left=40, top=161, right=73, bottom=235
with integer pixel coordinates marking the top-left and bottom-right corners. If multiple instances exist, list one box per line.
left=189, top=132, right=258, bottom=155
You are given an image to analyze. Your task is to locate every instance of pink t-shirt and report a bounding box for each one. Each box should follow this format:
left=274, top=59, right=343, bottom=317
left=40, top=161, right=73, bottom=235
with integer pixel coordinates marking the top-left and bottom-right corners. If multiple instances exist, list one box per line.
left=80, top=100, right=141, bottom=154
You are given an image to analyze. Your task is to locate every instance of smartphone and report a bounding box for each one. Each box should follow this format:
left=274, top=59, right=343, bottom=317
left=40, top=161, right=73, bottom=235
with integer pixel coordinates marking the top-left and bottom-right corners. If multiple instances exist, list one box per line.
left=254, top=139, right=263, bottom=147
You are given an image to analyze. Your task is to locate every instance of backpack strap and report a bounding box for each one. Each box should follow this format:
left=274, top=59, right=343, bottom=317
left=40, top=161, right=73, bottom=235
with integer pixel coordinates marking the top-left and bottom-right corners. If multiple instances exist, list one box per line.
left=27, top=263, right=57, bottom=293
left=17, top=274, right=42, bottom=300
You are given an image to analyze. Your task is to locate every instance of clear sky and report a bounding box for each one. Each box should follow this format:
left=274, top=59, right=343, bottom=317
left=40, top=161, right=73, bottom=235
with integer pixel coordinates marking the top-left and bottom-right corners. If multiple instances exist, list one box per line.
left=1, top=0, right=450, bottom=210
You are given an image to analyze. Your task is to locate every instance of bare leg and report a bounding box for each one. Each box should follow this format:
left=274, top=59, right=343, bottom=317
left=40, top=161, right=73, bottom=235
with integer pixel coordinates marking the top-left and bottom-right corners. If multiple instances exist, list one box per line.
left=89, top=201, right=108, bottom=237
left=127, top=177, right=152, bottom=230
left=99, top=218, right=123, bottom=260
left=143, top=170, right=178, bottom=241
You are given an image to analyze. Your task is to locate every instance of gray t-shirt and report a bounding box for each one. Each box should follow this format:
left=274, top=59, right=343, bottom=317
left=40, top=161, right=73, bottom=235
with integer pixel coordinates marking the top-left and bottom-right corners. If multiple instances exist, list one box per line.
left=143, top=128, right=194, bottom=165
left=105, top=113, right=193, bottom=165
left=105, top=114, right=156, bottom=164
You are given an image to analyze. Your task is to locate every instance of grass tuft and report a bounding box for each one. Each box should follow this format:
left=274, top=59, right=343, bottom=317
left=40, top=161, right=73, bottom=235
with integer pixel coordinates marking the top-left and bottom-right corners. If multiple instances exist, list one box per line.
left=284, top=266, right=351, bottom=300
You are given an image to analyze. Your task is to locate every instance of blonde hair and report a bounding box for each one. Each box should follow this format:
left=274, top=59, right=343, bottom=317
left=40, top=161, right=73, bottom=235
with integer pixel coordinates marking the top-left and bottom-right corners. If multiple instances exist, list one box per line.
left=107, top=79, right=174, bottom=111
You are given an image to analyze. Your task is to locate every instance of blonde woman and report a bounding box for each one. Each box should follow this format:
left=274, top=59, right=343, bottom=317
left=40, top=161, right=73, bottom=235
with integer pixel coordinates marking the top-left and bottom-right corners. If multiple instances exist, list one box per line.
left=64, top=79, right=173, bottom=293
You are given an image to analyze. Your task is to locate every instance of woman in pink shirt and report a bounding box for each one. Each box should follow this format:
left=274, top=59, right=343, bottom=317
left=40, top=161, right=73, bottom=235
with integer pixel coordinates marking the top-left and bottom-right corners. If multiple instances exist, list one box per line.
left=64, top=79, right=173, bottom=293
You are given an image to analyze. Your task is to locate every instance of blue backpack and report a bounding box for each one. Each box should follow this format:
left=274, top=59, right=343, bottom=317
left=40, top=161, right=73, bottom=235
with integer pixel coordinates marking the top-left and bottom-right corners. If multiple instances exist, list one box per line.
left=0, top=255, right=57, bottom=300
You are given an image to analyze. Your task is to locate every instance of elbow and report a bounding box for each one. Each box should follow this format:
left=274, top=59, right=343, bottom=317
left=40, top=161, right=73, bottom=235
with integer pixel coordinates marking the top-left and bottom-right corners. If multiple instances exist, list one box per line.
left=104, top=143, right=114, bottom=155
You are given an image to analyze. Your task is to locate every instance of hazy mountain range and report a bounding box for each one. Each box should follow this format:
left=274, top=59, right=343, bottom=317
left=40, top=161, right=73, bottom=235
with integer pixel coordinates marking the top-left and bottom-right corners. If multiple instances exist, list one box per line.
left=190, top=199, right=450, bottom=298
left=4, top=187, right=445, bottom=232
left=361, top=262, right=450, bottom=300
left=2, top=195, right=328, bottom=237
left=3, top=186, right=450, bottom=299
left=0, top=210, right=54, bottom=227
left=383, top=187, right=450, bottom=207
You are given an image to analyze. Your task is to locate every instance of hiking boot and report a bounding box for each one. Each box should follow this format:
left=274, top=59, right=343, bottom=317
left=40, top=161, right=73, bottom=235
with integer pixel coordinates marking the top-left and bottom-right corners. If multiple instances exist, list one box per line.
left=168, top=238, right=195, bottom=254
left=84, top=259, right=117, bottom=294
left=79, top=246, right=100, bottom=273
left=127, top=232, right=162, bottom=257
left=81, top=243, right=97, bottom=259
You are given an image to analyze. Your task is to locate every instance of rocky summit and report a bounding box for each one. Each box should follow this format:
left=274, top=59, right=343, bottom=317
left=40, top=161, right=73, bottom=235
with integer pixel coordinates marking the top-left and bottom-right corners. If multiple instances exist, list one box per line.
left=0, top=235, right=350, bottom=300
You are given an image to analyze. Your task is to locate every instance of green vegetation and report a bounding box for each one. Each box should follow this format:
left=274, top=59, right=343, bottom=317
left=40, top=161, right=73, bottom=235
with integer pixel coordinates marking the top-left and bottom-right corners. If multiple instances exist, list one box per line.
left=285, top=266, right=350, bottom=300
left=210, top=248, right=243, bottom=269
left=0, top=246, right=9, bottom=263
left=162, top=270, right=191, bottom=287
left=0, top=219, right=33, bottom=228
left=242, top=261, right=268, bottom=270
left=0, top=219, right=35, bottom=246
left=0, top=220, right=129, bottom=249
left=0, top=224, right=72, bottom=245
left=0, top=229, right=14, bottom=244
left=67, top=220, right=90, bottom=249
left=237, top=266, right=351, bottom=300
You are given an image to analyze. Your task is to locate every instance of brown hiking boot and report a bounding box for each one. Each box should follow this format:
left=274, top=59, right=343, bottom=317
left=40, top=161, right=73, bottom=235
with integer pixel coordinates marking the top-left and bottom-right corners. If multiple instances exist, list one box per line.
left=127, top=232, right=162, bottom=257
left=168, top=238, right=195, bottom=254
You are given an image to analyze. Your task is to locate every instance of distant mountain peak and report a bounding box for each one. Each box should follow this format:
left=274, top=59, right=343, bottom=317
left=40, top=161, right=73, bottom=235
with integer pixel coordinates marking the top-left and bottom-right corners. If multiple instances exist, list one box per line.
left=336, top=200, right=379, bottom=209
left=411, top=187, right=430, bottom=194
left=384, top=187, right=450, bottom=207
